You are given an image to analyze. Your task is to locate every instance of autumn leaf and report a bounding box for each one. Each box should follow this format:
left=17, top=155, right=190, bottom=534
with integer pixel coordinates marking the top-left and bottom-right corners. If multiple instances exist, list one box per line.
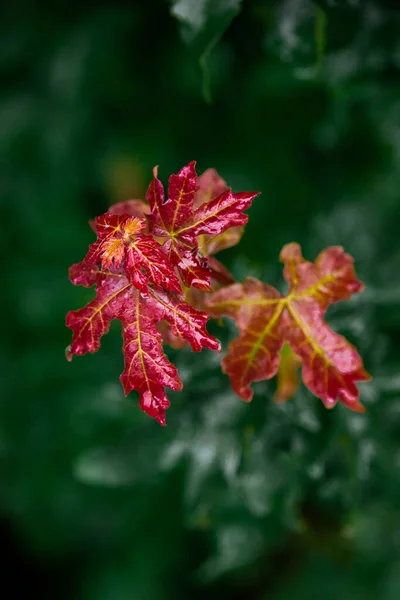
left=206, top=243, right=371, bottom=412
left=146, top=161, right=259, bottom=290
left=66, top=262, right=220, bottom=425
left=108, top=198, right=151, bottom=220
left=158, top=168, right=239, bottom=349
left=194, top=167, right=248, bottom=256
left=194, top=168, right=229, bottom=209
left=84, top=212, right=182, bottom=294
left=67, top=162, right=258, bottom=417
left=66, top=162, right=371, bottom=422
left=89, top=199, right=150, bottom=234
left=108, top=169, right=244, bottom=259
left=94, top=166, right=246, bottom=291
left=194, top=168, right=243, bottom=261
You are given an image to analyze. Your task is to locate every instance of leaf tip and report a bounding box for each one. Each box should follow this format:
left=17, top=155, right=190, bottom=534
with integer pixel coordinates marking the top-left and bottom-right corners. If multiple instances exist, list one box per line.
left=279, top=242, right=303, bottom=263
left=360, top=368, right=372, bottom=382
left=119, top=374, right=131, bottom=397
left=239, top=386, right=254, bottom=403
left=139, top=390, right=170, bottom=425
left=156, top=414, right=167, bottom=426
left=89, top=218, right=97, bottom=233
left=342, top=397, right=367, bottom=413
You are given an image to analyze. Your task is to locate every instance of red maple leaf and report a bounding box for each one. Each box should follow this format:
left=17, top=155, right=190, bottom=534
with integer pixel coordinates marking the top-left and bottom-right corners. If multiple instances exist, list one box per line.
left=158, top=167, right=241, bottom=349
left=67, top=162, right=371, bottom=423
left=194, top=168, right=247, bottom=258
left=66, top=162, right=260, bottom=424
left=84, top=212, right=181, bottom=294
left=146, top=161, right=259, bottom=290
left=89, top=199, right=151, bottom=234
left=206, top=243, right=371, bottom=412
left=66, top=262, right=220, bottom=425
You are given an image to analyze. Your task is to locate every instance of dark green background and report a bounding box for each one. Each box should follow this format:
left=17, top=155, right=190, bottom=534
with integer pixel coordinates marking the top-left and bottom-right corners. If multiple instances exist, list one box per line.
left=2, top=1, right=400, bottom=598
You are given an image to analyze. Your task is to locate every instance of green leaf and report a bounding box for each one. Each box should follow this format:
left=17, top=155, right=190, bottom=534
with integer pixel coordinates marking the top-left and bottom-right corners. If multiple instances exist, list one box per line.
left=170, top=0, right=243, bottom=101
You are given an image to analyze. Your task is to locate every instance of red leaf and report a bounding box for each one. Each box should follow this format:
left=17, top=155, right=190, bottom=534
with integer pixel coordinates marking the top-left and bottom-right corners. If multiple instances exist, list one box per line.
left=154, top=168, right=237, bottom=348
left=125, top=235, right=183, bottom=294
left=194, top=168, right=230, bottom=209
left=147, top=162, right=198, bottom=232
left=157, top=321, right=188, bottom=350
left=280, top=243, right=364, bottom=304
left=66, top=263, right=219, bottom=425
left=206, top=244, right=371, bottom=412
left=146, top=162, right=259, bottom=289
left=195, top=169, right=245, bottom=255
left=149, top=287, right=220, bottom=352
left=84, top=212, right=181, bottom=294
left=188, top=190, right=258, bottom=237
left=207, top=256, right=235, bottom=286
left=108, top=199, right=150, bottom=219
left=67, top=162, right=258, bottom=422
left=89, top=199, right=150, bottom=234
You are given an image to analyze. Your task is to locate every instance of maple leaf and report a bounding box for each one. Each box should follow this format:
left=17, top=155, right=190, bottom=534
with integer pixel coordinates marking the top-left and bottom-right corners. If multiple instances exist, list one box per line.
left=195, top=168, right=246, bottom=256
left=66, top=262, right=220, bottom=425
left=108, top=199, right=150, bottom=219
left=67, top=161, right=259, bottom=422
left=206, top=243, right=371, bottom=412
left=158, top=168, right=239, bottom=350
left=84, top=212, right=182, bottom=294
left=159, top=255, right=236, bottom=351
left=89, top=199, right=150, bottom=234
left=107, top=170, right=244, bottom=261
left=146, top=161, right=259, bottom=290
left=148, top=163, right=255, bottom=349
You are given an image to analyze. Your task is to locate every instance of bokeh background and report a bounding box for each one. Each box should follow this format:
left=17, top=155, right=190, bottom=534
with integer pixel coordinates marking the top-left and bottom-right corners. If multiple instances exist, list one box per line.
left=2, top=0, right=400, bottom=598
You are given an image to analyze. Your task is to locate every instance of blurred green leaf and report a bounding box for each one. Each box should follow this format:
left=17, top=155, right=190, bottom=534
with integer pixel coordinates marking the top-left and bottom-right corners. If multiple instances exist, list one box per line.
left=170, top=0, right=242, bottom=101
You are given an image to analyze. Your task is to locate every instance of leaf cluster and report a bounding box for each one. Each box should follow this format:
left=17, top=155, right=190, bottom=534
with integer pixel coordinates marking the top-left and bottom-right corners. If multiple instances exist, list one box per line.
left=67, top=163, right=370, bottom=424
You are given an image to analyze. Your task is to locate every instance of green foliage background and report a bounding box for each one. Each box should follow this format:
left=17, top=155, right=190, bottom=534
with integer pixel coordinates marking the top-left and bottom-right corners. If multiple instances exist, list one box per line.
left=2, top=0, right=400, bottom=598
